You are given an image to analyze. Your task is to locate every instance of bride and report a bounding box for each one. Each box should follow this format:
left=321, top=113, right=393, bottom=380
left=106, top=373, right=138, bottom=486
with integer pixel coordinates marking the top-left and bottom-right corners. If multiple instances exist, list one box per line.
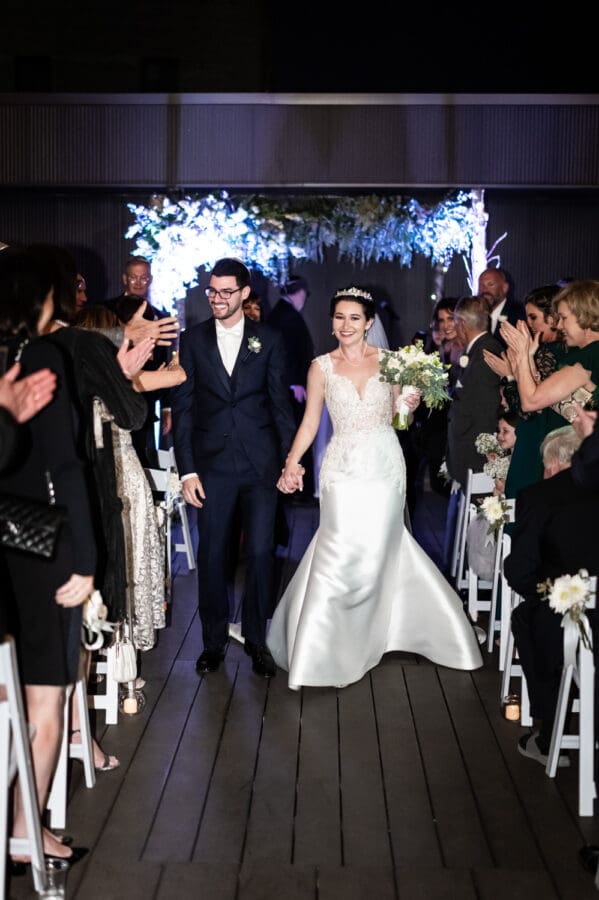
left=266, top=286, right=483, bottom=690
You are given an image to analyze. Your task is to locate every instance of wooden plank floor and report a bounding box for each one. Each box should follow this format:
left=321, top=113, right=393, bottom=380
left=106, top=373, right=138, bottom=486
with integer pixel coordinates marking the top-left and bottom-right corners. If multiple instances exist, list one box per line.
left=7, top=489, right=599, bottom=900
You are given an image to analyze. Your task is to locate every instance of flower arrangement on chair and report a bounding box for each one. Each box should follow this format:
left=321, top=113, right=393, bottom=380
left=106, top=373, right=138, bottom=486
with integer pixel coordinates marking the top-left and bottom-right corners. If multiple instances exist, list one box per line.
left=478, top=494, right=511, bottom=540
left=537, top=569, right=593, bottom=652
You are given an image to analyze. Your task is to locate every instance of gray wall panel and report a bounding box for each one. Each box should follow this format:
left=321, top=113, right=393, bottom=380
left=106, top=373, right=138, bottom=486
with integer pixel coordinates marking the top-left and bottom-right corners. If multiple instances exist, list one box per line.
left=2, top=94, right=599, bottom=189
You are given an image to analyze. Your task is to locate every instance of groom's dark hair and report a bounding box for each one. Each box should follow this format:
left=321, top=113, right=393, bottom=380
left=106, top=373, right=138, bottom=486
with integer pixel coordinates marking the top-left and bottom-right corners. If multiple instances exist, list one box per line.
left=211, top=257, right=251, bottom=289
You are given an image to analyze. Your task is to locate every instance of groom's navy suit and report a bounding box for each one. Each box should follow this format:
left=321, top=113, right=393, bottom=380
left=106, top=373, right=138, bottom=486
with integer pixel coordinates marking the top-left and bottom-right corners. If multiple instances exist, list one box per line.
left=172, top=315, right=296, bottom=652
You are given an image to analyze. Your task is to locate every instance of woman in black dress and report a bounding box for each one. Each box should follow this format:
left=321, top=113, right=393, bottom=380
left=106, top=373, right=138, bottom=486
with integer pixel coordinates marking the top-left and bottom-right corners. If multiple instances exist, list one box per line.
left=0, top=248, right=93, bottom=864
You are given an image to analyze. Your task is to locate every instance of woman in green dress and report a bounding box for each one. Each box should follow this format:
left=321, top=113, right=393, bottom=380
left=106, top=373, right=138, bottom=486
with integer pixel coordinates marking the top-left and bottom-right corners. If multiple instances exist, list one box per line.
left=484, top=284, right=566, bottom=504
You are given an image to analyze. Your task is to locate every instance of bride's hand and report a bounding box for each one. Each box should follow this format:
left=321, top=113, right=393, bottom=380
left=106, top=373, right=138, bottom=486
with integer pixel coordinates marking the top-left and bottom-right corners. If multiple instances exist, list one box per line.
left=400, top=388, right=421, bottom=411
left=277, top=461, right=305, bottom=494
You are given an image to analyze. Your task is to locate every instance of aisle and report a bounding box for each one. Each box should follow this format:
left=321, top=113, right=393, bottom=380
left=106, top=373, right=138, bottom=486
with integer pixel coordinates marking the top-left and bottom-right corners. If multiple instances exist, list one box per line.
left=7, top=491, right=599, bottom=900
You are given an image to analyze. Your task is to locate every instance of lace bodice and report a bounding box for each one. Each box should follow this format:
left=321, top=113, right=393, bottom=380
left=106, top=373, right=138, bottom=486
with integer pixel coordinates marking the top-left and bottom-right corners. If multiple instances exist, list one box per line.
left=316, top=353, right=404, bottom=493
left=317, top=353, right=393, bottom=433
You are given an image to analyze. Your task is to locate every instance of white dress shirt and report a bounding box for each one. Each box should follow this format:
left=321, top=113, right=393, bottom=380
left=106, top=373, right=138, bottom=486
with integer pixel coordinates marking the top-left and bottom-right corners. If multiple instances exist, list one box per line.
left=215, top=316, right=244, bottom=376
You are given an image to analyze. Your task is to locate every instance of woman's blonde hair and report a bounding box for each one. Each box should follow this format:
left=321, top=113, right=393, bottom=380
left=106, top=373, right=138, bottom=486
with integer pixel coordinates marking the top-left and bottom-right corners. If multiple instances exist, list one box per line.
left=552, top=279, right=599, bottom=331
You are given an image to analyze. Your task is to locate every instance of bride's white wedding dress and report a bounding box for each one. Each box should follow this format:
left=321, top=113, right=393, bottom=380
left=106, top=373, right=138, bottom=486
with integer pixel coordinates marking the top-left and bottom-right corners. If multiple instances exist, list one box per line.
left=266, top=352, right=483, bottom=689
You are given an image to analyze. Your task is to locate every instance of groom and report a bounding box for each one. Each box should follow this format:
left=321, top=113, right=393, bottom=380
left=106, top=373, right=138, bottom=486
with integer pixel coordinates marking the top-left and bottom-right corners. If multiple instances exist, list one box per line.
left=172, top=257, right=297, bottom=677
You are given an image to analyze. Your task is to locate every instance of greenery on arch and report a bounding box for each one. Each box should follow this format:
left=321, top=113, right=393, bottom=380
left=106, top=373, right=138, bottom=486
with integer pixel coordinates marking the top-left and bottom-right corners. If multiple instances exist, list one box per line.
left=126, top=190, right=481, bottom=313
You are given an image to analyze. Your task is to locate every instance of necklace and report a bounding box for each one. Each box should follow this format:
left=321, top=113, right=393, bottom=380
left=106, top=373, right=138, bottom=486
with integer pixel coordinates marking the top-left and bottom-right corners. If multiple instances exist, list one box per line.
left=338, top=341, right=368, bottom=367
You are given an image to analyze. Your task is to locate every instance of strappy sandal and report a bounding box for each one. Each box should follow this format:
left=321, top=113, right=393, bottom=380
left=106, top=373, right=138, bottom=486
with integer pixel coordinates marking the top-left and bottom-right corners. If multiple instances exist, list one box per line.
left=70, top=729, right=120, bottom=772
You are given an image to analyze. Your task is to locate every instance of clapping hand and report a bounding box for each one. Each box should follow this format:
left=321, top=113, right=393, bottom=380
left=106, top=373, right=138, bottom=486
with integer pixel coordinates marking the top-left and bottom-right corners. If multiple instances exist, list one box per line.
left=571, top=400, right=597, bottom=439
left=0, top=362, right=57, bottom=422
left=483, top=349, right=512, bottom=379
left=499, top=318, right=532, bottom=358
left=124, top=301, right=180, bottom=347
left=117, top=336, right=155, bottom=378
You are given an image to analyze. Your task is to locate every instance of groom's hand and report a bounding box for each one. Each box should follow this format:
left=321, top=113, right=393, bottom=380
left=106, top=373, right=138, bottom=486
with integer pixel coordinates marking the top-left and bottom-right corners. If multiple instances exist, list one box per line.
left=182, top=475, right=206, bottom=508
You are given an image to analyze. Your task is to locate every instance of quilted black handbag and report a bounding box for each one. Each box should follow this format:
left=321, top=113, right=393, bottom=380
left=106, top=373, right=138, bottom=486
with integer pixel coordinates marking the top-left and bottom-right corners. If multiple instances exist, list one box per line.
left=0, top=487, right=65, bottom=560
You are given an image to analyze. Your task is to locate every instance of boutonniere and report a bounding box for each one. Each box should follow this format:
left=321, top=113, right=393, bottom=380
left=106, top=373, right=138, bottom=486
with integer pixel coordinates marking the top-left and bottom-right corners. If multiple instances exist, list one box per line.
left=498, top=315, right=508, bottom=323
left=459, top=354, right=469, bottom=368
left=247, top=336, right=261, bottom=354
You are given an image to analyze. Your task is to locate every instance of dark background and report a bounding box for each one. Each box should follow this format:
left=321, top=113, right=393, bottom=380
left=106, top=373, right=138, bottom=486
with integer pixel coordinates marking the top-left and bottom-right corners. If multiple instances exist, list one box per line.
left=1, top=2, right=598, bottom=348
left=1, top=2, right=597, bottom=94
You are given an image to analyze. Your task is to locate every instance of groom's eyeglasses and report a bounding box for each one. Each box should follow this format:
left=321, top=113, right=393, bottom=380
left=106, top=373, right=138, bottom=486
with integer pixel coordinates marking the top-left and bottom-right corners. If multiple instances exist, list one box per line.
left=205, top=287, right=241, bottom=301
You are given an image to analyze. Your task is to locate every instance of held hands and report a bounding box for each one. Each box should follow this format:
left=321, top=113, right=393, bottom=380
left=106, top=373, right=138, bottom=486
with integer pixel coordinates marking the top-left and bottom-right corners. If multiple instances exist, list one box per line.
left=277, top=460, right=305, bottom=494
left=181, top=475, right=206, bottom=508
left=124, top=301, right=180, bottom=347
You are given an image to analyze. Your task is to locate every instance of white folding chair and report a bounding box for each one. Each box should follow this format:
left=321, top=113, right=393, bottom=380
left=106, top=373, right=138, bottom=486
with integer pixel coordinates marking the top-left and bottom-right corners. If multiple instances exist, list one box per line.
left=486, top=499, right=516, bottom=660
left=1, top=635, right=48, bottom=894
left=88, top=644, right=119, bottom=725
left=146, top=447, right=195, bottom=575
left=453, top=469, right=495, bottom=596
left=46, top=669, right=96, bottom=831
left=500, top=589, right=533, bottom=727
left=545, top=577, right=596, bottom=817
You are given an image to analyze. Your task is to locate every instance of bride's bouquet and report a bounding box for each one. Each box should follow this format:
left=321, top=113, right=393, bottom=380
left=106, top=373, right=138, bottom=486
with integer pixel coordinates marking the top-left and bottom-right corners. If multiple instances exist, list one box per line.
left=379, top=340, right=451, bottom=429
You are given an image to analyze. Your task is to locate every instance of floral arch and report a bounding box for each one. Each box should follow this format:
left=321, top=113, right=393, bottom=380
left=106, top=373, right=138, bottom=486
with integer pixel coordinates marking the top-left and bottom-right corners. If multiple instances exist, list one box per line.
left=125, top=188, right=505, bottom=315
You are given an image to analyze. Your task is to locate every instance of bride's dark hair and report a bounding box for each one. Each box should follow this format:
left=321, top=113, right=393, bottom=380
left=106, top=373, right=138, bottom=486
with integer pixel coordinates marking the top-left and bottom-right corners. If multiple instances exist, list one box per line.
left=330, top=286, right=376, bottom=321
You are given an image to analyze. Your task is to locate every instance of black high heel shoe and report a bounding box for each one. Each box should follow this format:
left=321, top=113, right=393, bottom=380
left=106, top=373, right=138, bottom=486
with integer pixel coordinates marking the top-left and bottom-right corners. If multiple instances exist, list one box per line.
left=9, top=846, right=89, bottom=877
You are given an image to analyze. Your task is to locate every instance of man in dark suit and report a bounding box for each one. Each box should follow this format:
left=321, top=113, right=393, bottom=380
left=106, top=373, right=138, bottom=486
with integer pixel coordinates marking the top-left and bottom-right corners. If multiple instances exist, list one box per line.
left=477, top=267, right=527, bottom=348
left=445, top=295, right=503, bottom=490
left=172, top=257, right=296, bottom=677
left=103, top=255, right=174, bottom=465
left=267, top=274, right=315, bottom=498
left=503, top=425, right=599, bottom=767
left=443, top=294, right=503, bottom=578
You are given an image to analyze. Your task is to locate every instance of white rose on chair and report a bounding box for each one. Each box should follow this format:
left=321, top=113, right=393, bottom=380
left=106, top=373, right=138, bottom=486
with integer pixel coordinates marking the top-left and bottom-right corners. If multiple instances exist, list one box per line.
left=537, top=569, right=593, bottom=653
left=478, top=494, right=511, bottom=539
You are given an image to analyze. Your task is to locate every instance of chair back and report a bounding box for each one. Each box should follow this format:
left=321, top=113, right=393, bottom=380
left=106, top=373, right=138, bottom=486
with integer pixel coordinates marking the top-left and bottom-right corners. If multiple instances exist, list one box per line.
left=454, top=468, right=495, bottom=592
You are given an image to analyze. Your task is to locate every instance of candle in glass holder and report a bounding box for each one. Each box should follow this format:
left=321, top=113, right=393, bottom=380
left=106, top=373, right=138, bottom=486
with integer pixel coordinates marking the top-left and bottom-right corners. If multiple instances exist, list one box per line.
left=123, top=696, right=138, bottom=714
left=502, top=693, right=520, bottom=721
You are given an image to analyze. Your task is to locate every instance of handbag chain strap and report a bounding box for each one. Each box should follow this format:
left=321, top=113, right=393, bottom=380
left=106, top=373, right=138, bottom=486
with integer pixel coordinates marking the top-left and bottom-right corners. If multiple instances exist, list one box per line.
left=13, top=337, right=30, bottom=362
left=45, top=470, right=56, bottom=506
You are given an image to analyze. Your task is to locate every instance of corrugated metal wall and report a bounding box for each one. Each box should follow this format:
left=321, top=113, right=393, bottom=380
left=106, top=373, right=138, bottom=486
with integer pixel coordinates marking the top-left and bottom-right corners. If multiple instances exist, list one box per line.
left=1, top=94, right=598, bottom=342
left=1, top=93, right=599, bottom=188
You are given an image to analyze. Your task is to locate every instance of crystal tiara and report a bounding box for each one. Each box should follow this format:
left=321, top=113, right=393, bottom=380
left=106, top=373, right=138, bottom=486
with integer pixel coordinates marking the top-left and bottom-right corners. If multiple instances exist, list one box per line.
left=334, top=286, right=373, bottom=301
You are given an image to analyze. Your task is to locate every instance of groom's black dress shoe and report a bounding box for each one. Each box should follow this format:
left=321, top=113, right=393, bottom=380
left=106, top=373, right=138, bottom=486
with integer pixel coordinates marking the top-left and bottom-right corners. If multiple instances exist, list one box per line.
left=244, top=641, right=276, bottom=677
left=579, top=844, right=599, bottom=875
left=195, top=647, right=226, bottom=674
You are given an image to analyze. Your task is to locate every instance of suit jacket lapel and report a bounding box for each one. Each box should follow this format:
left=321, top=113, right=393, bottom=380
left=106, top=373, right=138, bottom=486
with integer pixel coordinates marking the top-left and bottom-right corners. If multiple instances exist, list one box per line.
left=230, top=318, right=255, bottom=389
left=205, top=318, right=232, bottom=394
